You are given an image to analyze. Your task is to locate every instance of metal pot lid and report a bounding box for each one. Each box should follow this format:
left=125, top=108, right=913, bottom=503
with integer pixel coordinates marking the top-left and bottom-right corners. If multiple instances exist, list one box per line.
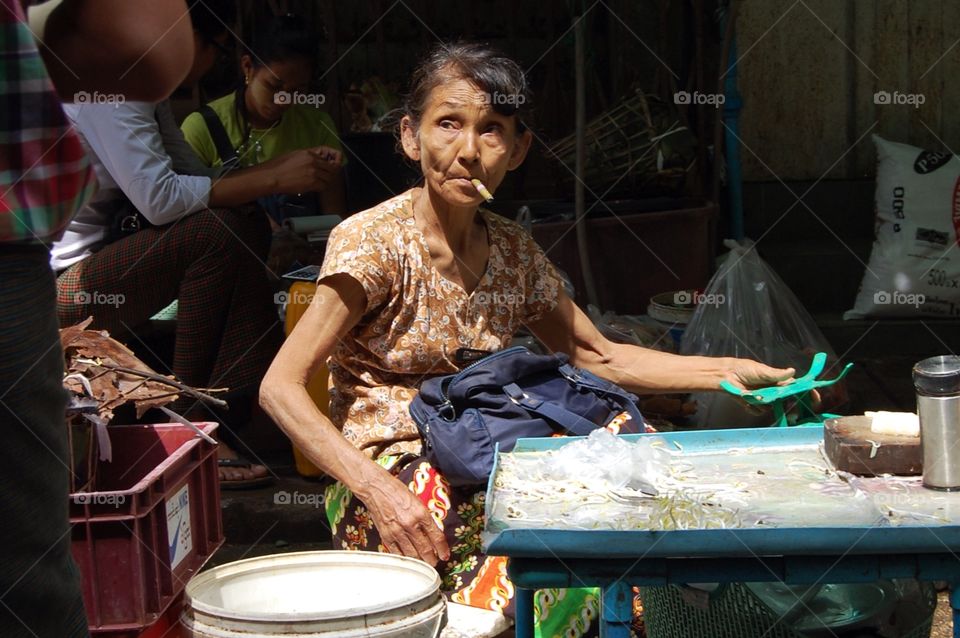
left=913, top=355, right=960, bottom=396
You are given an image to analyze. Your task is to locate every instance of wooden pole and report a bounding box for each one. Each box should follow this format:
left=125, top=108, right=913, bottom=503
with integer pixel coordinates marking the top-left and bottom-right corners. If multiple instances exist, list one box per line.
left=575, top=11, right=600, bottom=309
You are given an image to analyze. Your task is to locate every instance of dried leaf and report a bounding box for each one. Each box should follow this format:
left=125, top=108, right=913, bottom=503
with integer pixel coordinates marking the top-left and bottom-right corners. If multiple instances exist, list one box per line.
left=60, top=320, right=189, bottom=423
left=60, top=320, right=225, bottom=486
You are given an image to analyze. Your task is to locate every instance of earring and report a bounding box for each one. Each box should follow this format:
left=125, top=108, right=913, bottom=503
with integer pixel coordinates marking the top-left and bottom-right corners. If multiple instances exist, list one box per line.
left=245, top=76, right=250, bottom=85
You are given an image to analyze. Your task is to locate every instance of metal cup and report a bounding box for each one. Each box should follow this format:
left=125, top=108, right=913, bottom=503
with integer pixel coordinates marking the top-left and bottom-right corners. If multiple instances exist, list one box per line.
left=914, top=355, right=960, bottom=490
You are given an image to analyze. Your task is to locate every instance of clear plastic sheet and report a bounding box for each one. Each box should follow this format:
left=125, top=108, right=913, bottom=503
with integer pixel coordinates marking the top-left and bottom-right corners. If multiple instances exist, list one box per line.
left=845, top=474, right=960, bottom=526
left=486, top=432, right=893, bottom=535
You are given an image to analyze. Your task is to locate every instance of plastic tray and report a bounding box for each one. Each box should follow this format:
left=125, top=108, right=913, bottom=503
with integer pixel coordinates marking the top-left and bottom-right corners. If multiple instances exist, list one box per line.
left=69, top=423, right=223, bottom=635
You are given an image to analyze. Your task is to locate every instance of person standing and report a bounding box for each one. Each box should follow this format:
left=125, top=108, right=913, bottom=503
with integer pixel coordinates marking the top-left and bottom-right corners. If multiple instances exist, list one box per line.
left=0, top=1, right=193, bottom=635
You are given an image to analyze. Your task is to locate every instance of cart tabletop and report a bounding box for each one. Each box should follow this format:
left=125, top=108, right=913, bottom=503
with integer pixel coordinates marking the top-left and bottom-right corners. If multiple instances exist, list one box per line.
left=483, top=426, right=960, bottom=559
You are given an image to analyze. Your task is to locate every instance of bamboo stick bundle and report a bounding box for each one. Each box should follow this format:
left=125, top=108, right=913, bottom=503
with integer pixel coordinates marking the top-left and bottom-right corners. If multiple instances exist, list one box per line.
left=548, top=90, right=697, bottom=196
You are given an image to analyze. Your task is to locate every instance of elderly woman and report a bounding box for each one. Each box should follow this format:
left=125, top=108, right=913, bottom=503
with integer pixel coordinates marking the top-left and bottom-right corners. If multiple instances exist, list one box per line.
left=260, top=42, right=794, bottom=635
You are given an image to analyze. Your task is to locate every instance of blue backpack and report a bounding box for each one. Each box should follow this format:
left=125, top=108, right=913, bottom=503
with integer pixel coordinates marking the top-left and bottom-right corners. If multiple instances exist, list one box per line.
left=409, top=346, right=644, bottom=486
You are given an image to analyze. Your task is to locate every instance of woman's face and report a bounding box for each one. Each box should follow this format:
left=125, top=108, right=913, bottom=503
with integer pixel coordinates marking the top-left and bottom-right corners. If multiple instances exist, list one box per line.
left=241, top=55, right=314, bottom=124
left=401, top=78, right=532, bottom=207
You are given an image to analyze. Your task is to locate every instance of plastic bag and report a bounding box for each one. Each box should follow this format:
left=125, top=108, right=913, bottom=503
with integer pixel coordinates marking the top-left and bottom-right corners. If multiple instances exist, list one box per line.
left=542, top=429, right=670, bottom=494
left=679, top=239, right=843, bottom=428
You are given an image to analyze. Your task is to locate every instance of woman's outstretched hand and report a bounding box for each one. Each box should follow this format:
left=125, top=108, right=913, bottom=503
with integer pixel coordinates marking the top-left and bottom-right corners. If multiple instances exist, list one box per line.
left=720, top=357, right=795, bottom=392
left=361, top=473, right=450, bottom=566
left=726, top=357, right=829, bottom=413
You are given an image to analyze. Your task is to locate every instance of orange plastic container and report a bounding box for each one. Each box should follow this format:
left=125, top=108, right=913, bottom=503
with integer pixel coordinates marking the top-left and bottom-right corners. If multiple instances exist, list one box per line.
left=284, top=281, right=328, bottom=477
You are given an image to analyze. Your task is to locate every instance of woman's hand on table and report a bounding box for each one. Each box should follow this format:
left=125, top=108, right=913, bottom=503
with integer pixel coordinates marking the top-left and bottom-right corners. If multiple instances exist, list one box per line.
left=361, top=473, right=450, bottom=566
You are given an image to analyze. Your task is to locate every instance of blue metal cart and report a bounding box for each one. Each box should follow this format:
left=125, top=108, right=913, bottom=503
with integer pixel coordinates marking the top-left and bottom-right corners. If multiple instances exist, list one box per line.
left=484, top=426, right=960, bottom=637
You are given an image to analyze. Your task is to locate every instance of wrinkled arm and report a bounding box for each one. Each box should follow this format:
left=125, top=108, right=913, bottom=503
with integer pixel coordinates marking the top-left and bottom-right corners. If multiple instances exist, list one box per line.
left=260, top=275, right=371, bottom=492
left=528, top=291, right=795, bottom=393
left=259, top=274, right=449, bottom=565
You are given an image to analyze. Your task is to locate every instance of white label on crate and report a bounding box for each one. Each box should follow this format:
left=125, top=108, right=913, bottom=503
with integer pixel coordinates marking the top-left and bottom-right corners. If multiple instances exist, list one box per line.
left=166, top=483, right=192, bottom=569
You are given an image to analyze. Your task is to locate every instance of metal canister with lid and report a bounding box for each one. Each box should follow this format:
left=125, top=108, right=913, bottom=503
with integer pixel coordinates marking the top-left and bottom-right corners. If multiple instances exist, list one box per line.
left=914, top=355, right=960, bottom=490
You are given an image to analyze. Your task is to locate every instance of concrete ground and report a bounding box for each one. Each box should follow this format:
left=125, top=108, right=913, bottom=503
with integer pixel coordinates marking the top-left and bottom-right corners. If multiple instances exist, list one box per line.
left=218, top=473, right=332, bottom=550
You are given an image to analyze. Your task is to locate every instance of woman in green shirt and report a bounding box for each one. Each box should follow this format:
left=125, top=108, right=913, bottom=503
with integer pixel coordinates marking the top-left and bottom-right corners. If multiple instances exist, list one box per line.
left=182, top=14, right=346, bottom=220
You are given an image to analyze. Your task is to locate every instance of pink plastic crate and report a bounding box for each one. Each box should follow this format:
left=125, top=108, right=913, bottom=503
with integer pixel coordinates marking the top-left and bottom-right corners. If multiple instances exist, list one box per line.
left=69, top=423, right=223, bottom=635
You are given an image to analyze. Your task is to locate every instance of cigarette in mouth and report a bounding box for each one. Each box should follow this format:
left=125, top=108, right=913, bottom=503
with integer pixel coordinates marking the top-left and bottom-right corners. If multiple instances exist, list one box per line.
left=471, top=178, right=494, bottom=203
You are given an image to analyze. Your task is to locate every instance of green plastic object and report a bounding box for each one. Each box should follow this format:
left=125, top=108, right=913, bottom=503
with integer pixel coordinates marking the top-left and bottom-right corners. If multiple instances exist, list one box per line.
left=719, top=352, right=853, bottom=427
left=150, top=299, right=178, bottom=321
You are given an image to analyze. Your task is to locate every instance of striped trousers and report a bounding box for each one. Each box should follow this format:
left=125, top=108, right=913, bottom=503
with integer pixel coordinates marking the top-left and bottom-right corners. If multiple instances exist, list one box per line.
left=56, top=208, right=283, bottom=404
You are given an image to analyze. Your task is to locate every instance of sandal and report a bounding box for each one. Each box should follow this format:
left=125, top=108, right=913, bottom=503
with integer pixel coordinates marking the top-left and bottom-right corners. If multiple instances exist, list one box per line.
left=218, top=458, right=274, bottom=490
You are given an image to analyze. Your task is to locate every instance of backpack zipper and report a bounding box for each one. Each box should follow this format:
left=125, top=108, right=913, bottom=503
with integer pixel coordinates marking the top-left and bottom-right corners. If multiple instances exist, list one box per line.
left=441, top=346, right=533, bottom=403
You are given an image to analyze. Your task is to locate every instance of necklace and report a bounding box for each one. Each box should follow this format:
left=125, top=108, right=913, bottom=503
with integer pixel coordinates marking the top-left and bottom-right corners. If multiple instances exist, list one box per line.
left=237, top=131, right=263, bottom=166
left=236, top=86, right=275, bottom=167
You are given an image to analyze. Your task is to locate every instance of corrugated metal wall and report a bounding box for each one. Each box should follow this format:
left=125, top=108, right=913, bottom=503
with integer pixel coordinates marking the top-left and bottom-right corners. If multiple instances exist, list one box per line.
left=738, top=0, right=960, bottom=180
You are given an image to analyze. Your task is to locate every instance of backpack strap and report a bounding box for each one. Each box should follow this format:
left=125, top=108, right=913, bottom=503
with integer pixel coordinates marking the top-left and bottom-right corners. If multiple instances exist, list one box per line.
left=557, top=364, right=640, bottom=410
left=502, top=383, right=602, bottom=436
left=504, top=363, right=645, bottom=435
left=559, top=364, right=643, bottom=418
left=199, top=105, right=241, bottom=172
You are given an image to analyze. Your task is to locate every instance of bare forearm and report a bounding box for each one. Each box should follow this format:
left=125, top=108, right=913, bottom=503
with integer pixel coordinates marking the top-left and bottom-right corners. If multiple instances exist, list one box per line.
left=573, top=342, right=732, bottom=394
left=210, top=152, right=343, bottom=208
left=259, top=379, right=389, bottom=498
left=208, top=166, right=279, bottom=208
left=532, top=295, right=794, bottom=395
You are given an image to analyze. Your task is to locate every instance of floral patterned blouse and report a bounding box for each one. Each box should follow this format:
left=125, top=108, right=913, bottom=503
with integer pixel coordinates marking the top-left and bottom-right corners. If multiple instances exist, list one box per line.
left=318, top=190, right=560, bottom=458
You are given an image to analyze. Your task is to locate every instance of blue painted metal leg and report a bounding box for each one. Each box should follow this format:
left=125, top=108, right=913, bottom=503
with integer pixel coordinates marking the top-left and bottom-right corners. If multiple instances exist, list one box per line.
left=950, top=584, right=960, bottom=638
left=601, top=583, right=633, bottom=638
left=515, top=587, right=535, bottom=638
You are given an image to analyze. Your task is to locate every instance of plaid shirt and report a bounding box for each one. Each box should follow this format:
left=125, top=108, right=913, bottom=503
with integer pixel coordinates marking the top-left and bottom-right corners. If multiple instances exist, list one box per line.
left=0, top=1, right=94, bottom=244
